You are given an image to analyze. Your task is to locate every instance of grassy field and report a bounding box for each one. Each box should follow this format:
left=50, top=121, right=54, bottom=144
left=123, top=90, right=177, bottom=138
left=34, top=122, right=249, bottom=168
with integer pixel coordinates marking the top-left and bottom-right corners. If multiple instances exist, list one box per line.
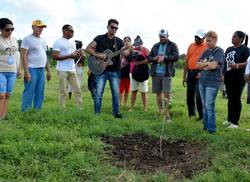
left=0, top=68, right=249, bottom=182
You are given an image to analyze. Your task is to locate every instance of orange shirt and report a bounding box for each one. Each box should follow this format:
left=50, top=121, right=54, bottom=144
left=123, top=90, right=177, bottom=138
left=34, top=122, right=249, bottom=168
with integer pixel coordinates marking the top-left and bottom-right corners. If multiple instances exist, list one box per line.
left=186, top=42, right=207, bottom=70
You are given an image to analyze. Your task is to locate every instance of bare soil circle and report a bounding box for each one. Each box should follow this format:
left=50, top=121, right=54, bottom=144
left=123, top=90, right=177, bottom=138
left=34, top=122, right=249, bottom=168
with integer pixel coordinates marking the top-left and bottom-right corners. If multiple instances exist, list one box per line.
left=101, top=133, right=211, bottom=179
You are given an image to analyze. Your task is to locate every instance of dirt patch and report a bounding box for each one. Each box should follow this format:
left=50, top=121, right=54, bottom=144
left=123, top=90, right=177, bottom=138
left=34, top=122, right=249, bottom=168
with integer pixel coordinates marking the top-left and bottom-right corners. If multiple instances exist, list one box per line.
left=101, top=133, right=211, bottom=179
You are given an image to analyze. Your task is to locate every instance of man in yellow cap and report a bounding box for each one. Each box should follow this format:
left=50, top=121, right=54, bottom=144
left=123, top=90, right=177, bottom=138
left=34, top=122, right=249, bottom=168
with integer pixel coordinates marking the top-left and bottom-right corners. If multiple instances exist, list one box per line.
left=20, top=20, right=51, bottom=111
left=32, top=20, right=47, bottom=28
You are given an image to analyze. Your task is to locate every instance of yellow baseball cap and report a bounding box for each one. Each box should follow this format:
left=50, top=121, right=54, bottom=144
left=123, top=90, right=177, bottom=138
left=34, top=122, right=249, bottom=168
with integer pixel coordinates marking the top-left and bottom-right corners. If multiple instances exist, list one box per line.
left=32, top=20, right=47, bottom=28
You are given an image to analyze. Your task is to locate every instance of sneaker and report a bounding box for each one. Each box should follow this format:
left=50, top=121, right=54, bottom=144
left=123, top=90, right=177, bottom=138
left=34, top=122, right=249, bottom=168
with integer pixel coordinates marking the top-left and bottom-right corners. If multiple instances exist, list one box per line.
left=228, top=123, right=238, bottom=129
left=114, top=113, right=123, bottom=119
left=222, top=120, right=231, bottom=126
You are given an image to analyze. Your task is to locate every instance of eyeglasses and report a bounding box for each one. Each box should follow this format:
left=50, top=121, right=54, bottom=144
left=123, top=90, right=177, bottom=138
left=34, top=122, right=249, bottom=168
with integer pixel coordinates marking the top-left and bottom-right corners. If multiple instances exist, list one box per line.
left=4, top=28, right=14, bottom=32
left=110, top=26, right=118, bottom=30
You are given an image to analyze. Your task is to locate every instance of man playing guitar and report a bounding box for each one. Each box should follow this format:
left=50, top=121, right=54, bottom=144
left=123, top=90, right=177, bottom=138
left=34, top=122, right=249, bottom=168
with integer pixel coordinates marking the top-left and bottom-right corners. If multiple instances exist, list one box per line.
left=86, top=19, right=124, bottom=118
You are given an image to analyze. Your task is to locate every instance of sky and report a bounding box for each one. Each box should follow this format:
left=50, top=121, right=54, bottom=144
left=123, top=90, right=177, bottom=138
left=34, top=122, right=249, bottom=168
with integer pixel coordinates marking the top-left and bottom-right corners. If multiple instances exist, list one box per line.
left=0, top=0, right=249, bottom=54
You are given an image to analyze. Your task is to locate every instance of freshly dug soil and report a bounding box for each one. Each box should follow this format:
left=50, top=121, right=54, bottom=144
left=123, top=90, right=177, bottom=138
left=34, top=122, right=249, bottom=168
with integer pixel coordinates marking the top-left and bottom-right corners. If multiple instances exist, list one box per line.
left=101, top=133, right=211, bottom=179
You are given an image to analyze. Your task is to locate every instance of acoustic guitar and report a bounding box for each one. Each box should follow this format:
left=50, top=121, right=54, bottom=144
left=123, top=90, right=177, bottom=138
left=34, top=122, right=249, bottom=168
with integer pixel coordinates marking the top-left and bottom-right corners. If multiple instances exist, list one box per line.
left=88, top=49, right=121, bottom=75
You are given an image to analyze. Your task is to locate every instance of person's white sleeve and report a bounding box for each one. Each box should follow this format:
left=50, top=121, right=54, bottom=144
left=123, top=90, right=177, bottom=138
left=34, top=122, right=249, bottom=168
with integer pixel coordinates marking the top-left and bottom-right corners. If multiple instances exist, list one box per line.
left=53, top=40, right=60, bottom=51
left=20, top=37, right=29, bottom=49
left=245, top=57, right=250, bottom=75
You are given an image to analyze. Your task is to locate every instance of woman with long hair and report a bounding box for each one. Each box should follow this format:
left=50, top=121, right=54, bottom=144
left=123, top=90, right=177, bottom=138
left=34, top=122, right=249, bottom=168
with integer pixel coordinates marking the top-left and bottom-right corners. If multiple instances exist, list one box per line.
left=0, top=18, right=21, bottom=120
left=223, top=31, right=249, bottom=128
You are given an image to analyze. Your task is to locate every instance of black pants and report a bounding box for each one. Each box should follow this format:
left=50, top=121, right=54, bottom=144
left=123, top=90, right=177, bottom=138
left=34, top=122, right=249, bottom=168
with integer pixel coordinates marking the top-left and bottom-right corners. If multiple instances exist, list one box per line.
left=186, top=70, right=203, bottom=119
left=225, top=75, right=245, bottom=125
left=88, top=73, right=96, bottom=101
left=247, top=82, right=250, bottom=104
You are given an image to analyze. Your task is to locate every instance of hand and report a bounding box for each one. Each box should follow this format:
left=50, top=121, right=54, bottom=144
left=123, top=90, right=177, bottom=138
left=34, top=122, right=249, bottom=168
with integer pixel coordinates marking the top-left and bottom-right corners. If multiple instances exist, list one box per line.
left=153, top=56, right=159, bottom=61
left=196, top=73, right=200, bottom=79
left=96, top=53, right=107, bottom=61
left=77, top=63, right=83, bottom=67
left=221, top=75, right=224, bottom=82
left=134, top=61, right=141, bottom=66
left=24, top=71, right=31, bottom=82
left=17, top=71, right=22, bottom=79
left=157, top=55, right=165, bottom=63
left=71, top=50, right=81, bottom=59
left=244, top=74, right=250, bottom=81
left=229, top=64, right=238, bottom=70
left=87, top=70, right=91, bottom=76
left=46, top=72, right=51, bottom=81
left=182, top=78, right=186, bottom=87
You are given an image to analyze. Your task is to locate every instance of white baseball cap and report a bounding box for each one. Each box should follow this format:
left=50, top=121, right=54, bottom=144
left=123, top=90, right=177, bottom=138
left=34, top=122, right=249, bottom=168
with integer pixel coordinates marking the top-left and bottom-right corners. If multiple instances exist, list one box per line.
left=195, top=29, right=206, bottom=39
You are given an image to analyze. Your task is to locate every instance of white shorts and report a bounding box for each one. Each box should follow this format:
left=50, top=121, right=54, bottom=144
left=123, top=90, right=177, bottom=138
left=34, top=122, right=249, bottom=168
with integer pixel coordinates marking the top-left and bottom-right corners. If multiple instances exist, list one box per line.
left=130, top=73, right=148, bottom=93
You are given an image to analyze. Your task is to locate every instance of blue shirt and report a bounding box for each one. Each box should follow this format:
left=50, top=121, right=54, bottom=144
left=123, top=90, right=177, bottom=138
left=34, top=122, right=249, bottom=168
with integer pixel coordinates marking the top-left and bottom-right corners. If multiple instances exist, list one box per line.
left=156, top=44, right=167, bottom=75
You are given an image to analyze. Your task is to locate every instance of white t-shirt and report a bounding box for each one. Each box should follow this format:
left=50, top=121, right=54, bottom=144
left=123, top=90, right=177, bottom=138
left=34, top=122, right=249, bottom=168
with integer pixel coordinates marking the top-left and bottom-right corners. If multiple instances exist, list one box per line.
left=53, top=37, right=76, bottom=71
left=0, top=35, right=20, bottom=72
left=21, top=34, right=47, bottom=68
left=245, top=56, right=250, bottom=75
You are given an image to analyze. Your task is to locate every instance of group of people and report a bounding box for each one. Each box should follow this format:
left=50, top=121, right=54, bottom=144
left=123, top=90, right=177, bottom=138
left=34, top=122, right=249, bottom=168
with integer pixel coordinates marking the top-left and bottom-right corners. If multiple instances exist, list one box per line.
left=85, top=19, right=179, bottom=120
left=183, top=30, right=249, bottom=133
left=0, top=17, right=249, bottom=134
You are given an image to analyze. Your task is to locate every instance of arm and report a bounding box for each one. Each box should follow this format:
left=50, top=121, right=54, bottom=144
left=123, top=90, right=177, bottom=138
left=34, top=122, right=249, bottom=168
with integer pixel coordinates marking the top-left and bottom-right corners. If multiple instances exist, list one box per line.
left=164, top=43, right=179, bottom=62
left=21, top=48, right=31, bottom=81
left=244, top=58, right=250, bottom=81
left=45, top=60, right=51, bottom=81
left=197, top=60, right=218, bottom=70
left=182, top=60, right=188, bottom=87
left=229, top=62, right=247, bottom=70
left=52, top=50, right=79, bottom=61
left=147, top=45, right=159, bottom=63
left=86, top=40, right=106, bottom=60
left=16, top=62, right=22, bottom=79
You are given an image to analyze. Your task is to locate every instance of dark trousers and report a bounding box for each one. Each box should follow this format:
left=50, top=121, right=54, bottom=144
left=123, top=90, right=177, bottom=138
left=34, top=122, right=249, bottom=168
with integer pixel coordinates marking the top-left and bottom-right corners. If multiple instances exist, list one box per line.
left=225, top=75, right=245, bottom=125
left=186, top=70, right=203, bottom=119
left=247, top=82, right=250, bottom=104
left=88, top=73, right=96, bottom=101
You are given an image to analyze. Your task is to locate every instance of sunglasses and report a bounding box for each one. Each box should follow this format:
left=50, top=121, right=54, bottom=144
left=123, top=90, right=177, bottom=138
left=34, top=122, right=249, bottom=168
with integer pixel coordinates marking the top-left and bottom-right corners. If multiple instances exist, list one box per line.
left=110, top=26, right=118, bottom=30
left=66, top=29, right=74, bottom=33
left=4, top=28, right=14, bottom=32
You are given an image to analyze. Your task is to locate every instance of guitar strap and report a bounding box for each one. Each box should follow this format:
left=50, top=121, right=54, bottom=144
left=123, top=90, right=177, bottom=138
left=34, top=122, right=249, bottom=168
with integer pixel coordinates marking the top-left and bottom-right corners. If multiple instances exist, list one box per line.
left=114, top=37, right=117, bottom=52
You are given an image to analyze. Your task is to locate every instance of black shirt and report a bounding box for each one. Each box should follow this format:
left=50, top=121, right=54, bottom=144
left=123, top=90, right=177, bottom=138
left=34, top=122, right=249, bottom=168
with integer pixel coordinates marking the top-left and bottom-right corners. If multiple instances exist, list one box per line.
left=121, top=63, right=130, bottom=78
left=224, top=45, right=249, bottom=77
left=94, top=34, right=124, bottom=72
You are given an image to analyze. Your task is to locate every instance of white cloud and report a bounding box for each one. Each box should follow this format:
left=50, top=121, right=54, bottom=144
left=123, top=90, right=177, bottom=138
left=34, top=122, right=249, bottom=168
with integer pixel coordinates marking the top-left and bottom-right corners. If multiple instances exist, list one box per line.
left=1, top=0, right=249, bottom=53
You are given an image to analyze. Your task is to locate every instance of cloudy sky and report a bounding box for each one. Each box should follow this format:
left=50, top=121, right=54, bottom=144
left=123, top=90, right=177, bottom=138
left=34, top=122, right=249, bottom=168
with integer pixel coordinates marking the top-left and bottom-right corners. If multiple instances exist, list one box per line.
left=0, top=0, right=249, bottom=54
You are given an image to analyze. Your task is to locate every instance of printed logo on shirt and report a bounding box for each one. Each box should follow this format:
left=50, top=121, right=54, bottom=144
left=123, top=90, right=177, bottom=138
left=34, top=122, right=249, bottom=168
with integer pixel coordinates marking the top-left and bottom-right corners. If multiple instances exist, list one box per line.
left=226, top=51, right=236, bottom=71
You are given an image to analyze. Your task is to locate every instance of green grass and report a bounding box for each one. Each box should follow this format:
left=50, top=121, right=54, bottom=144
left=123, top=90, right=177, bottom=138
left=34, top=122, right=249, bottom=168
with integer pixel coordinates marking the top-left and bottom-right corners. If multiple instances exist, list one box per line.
left=0, top=68, right=249, bottom=181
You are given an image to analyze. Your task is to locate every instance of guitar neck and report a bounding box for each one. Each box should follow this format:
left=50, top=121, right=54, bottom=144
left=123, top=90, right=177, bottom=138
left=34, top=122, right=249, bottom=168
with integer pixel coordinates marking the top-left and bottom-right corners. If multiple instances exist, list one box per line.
left=111, top=50, right=121, bottom=58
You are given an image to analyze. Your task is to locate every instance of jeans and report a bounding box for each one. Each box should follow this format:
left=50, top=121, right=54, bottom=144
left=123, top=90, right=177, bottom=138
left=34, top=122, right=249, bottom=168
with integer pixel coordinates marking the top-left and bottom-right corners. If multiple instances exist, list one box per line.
left=186, top=70, right=203, bottom=118
left=199, top=84, right=219, bottom=133
left=0, top=72, right=17, bottom=94
left=21, top=67, right=45, bottom=112
left=95, top=71, right=120, bottom=115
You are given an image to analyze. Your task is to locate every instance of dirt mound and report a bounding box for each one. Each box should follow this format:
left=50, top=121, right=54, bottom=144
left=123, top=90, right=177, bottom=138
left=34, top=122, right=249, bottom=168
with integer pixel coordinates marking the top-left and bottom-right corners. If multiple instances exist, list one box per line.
left=101, top=133, right=211, bottom=179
